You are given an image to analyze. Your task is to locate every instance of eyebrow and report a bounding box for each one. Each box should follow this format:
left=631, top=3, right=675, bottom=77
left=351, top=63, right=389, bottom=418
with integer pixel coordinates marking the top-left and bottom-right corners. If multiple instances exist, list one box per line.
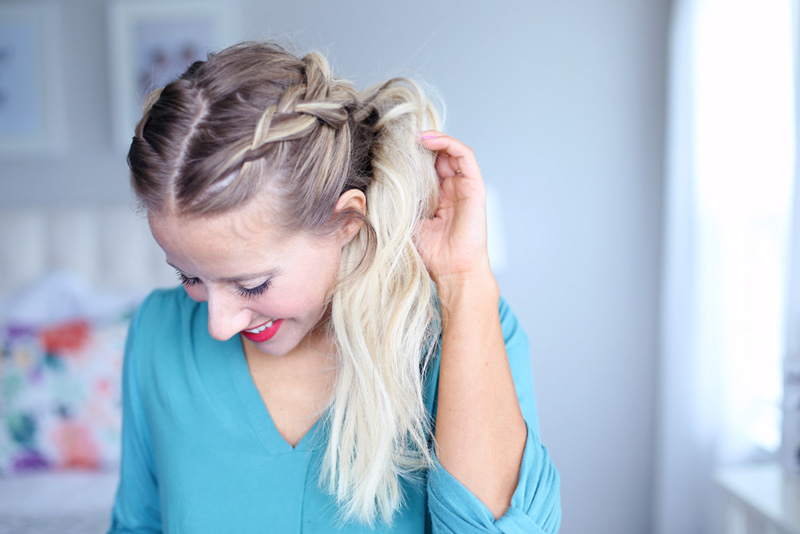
left=167, top=261, right=279, bottom=283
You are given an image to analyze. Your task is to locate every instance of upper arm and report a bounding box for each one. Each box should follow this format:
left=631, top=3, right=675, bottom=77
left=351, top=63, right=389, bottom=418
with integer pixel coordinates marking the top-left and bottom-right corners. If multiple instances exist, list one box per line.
left=108, top=295, right=162, bottom=533
left=499, top=296, right=540, bottom=437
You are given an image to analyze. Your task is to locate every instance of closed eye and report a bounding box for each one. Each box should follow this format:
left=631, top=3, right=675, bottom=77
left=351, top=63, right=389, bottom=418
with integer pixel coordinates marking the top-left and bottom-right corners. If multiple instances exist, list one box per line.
left=176, top=270, right=201, bottom=287
left=237, top=279, right=272, bottom=298
left=174, top=268, right=271, bottom=298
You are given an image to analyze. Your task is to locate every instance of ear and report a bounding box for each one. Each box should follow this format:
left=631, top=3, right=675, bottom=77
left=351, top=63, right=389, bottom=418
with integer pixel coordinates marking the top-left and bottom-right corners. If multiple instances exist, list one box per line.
left=334, top=189, right=367, bottom=245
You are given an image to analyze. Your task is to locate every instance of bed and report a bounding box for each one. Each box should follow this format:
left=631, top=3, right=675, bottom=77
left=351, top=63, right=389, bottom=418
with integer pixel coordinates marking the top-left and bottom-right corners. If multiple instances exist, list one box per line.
left=0, top=205, right=175, bottom=533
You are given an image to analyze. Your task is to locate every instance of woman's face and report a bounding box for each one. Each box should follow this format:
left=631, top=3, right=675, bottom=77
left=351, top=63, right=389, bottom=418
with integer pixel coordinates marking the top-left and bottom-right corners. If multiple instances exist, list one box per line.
left=149, top=204, right=351, bottom=357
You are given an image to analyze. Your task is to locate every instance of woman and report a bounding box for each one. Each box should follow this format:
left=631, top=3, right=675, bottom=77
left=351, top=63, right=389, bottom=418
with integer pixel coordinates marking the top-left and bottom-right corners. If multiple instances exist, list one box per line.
left=109, top=42, right=560, bottom=533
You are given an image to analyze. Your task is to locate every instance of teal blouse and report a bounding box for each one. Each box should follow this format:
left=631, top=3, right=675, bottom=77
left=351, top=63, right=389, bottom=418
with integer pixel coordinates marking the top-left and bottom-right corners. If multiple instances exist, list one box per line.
left=107, top=287, right=560, bottom=533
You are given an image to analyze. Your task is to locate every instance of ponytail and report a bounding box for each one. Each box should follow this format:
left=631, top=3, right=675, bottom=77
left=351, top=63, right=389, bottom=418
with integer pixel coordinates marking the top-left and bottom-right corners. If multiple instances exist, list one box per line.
left=323, top=78, right=443, bottom=525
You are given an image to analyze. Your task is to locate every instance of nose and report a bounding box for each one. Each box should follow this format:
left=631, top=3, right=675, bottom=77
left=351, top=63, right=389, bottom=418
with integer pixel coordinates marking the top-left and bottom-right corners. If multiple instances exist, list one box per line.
left=206, top=288, right=252, bottom=341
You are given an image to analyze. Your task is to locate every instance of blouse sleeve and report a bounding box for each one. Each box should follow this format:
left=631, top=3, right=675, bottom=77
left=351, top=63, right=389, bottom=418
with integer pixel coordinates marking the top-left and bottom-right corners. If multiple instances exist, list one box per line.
left=107, top=294, right=163, bottom=534
left=426, top=297, right=562, bottom=534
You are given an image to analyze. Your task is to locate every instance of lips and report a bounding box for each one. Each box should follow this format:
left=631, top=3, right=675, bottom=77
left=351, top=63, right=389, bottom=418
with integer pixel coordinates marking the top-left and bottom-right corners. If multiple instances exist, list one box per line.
left=241, top=319, right=283, bottom=343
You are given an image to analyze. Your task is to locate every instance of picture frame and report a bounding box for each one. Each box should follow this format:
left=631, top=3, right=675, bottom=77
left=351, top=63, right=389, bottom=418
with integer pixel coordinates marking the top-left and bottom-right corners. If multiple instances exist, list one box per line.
left=107, top=0, right=240, bottom=151
left=0, top=2, right=65, bottom=156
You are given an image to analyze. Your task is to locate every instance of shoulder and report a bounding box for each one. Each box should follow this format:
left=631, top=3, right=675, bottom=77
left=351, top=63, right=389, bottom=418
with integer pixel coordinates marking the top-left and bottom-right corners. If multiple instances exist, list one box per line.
left=127, top=285, right=204, bottom=361
left=132, top=286, right=201, bottom=335
left=135, top=285, right=197, bottom=321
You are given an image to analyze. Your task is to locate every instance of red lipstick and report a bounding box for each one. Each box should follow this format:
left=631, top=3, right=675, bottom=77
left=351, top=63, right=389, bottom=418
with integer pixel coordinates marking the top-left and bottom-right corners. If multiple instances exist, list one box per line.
left=241, top=319, right=283, bottom=343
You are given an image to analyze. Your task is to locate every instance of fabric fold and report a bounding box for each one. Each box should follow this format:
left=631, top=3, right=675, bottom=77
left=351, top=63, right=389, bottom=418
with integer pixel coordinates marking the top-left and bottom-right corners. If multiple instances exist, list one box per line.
left=427, top=424, right=561, bottom=534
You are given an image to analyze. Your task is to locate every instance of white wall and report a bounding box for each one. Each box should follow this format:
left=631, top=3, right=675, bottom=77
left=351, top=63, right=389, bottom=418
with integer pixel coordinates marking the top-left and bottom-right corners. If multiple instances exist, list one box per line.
left=0, top=1, right=670, bottom=532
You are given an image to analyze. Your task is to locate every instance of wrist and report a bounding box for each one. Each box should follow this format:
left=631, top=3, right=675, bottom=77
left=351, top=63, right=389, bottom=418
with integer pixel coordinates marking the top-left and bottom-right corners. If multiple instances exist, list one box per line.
left=436, top=269, right=500, bottom=315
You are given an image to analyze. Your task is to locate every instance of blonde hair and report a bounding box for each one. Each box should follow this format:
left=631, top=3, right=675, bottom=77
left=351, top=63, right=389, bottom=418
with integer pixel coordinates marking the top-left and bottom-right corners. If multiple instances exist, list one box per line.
left=128, top=42, right=442, bottom=525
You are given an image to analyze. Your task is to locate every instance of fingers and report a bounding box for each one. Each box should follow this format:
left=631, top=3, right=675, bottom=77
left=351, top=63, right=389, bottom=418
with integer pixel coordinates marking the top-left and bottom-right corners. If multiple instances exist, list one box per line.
left=419, top=130, right=482, bottom=180
left=434, top=152, right=456, bottom=179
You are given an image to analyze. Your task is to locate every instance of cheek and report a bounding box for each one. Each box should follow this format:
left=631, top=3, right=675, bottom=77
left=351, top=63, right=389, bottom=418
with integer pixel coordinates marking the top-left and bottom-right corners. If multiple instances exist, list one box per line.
left=263, top=274, right=332, bottom=320
left=268, top=287, right=325, bottom=318
left=183, top=284, right=208, bottom=303
left=304, top=258, right=340, bottom=300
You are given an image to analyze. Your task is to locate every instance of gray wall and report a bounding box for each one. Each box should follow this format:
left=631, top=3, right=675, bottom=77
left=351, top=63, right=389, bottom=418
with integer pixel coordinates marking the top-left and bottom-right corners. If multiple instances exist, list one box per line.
left=0, top=1, right=669, bottom=532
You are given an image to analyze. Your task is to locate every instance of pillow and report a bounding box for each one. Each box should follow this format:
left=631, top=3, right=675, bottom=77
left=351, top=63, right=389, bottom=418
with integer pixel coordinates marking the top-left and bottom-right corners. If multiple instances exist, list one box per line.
left=0, top=313, right=131, bottom=476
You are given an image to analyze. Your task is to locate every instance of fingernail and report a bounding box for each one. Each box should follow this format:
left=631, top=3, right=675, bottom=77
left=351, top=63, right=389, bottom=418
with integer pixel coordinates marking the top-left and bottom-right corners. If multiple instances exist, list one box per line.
left=422, top=135, right=437, bottom=139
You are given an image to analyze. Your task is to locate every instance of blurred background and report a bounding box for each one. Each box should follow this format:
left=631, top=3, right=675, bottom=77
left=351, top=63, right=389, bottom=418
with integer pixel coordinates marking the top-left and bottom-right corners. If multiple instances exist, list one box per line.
left=1, top=0, right=799, bottom=533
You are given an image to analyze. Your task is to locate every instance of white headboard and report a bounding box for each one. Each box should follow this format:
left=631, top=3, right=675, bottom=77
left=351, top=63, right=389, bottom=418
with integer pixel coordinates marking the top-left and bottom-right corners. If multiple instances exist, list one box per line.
left=0, top=205, right=177, bottom=295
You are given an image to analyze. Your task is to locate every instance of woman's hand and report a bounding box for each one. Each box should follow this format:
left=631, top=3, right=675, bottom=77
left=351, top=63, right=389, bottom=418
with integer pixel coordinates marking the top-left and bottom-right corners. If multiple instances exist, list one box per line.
left=416, top=131, right=494, bottom=289
left=417, top=133, right=525, bottom=519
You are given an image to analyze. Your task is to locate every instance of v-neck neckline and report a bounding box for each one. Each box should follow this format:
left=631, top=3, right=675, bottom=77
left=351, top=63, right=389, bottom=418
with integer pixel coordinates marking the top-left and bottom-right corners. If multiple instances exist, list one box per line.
left=224, top=334, right=324, bottom=454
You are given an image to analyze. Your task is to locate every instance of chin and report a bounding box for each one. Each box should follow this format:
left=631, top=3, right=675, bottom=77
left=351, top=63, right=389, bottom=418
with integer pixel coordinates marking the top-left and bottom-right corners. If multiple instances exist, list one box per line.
left=246, top=338, right=294, bottom=357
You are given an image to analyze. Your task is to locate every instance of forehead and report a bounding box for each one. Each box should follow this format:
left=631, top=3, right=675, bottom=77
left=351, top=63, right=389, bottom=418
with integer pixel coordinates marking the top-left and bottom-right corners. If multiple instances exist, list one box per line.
left=148, top=206, right=311, bottom=277
left=150, top=203, right=276, bottom=243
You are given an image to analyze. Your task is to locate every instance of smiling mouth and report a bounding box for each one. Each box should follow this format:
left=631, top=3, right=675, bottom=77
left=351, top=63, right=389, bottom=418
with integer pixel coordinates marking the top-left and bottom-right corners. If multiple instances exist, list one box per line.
left=241, top=319, right=283, bottom=343
left=245, top=320, right=274, bottom=334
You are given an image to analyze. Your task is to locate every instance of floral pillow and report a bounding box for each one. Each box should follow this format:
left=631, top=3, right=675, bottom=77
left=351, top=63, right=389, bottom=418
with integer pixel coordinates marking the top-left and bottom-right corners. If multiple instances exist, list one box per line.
left=0, top=313, right=131, bottom=476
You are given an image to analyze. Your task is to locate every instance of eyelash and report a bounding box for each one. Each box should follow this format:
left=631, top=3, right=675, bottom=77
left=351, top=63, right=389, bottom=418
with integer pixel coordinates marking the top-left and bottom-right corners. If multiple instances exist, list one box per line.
left=236, top=279, right=272, bottom=298
left=176, top=272, right=200, bottom=287
left=175, top=271, right=272, bottom=298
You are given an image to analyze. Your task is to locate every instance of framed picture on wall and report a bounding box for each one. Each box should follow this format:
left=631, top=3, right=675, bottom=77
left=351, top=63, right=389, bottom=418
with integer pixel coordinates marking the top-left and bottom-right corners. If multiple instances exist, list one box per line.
left=0, top=3, right=65, bottom=156
left=107, top=0, right=240, bottom=150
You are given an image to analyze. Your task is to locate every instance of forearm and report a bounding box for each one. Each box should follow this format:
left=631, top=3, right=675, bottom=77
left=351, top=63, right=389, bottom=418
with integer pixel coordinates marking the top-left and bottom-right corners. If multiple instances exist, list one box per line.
left=434, top=271, right=527, bottom=519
